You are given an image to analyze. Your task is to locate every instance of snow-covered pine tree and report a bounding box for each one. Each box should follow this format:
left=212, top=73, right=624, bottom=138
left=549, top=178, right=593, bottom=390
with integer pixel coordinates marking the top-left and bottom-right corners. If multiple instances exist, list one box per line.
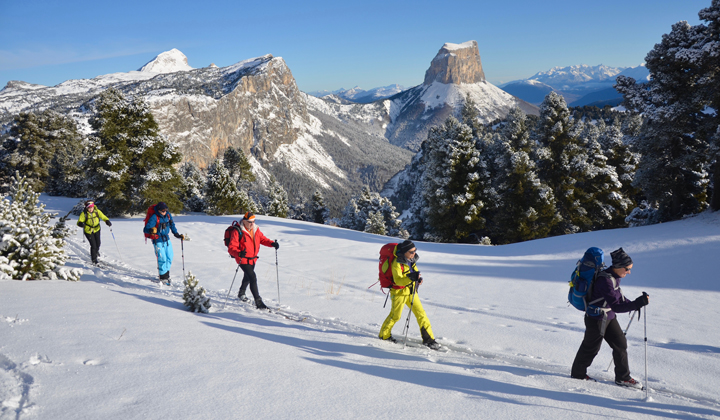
left=85, top=88, right=184, bottom=216
left=615, top=1, right=720, bottom=219
left=223, top=146, right=256, bottom=187
left=1, top=111, right=59, bottom=192
left=339, top=186, right=408, bottom=238
left=364, top=211, right=387, bottom=235
left=44, top=112, right=86, bottom=198
left=266, top=176, right=289, bottom=218
left=182, top=271, right=211, bottom=313
left=417, top=117, right=490, bottom=242
left=489, top=108, right=560, bottom=244
left=204, top=159, right=257, bottom=215
left=535, top=92, right=595, bottom=235
left=310, top=189, right=329, bottom=224
left=177, top=161, right=207, bottom=212
left=0, top=172, right=81, bottom=280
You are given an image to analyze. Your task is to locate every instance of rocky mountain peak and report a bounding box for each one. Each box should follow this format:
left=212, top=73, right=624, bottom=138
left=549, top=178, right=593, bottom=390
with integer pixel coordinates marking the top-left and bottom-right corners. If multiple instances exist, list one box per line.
left=423, top=40, right=486, bottom=85
left=138, top=48, right=193, bottom=73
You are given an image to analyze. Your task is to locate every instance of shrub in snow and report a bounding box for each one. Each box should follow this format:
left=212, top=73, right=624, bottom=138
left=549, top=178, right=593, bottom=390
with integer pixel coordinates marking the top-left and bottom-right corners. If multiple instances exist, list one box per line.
left=311, top=189, right=329, bottom=224
left=0, top=172, right=81, bottom=280
left=266, top=176, right=289, bottom=218
left=182, top=271, right=211, bottom=313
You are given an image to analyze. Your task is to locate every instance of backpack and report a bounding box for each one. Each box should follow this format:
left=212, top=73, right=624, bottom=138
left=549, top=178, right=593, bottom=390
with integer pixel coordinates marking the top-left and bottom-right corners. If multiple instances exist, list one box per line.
left=378, top=243, right=399, bottom=289
left=224, top=221, right=243, bottom=257
left=568, top=247, right=606, bottom=313
left=143, top=204, right=160, bottom=241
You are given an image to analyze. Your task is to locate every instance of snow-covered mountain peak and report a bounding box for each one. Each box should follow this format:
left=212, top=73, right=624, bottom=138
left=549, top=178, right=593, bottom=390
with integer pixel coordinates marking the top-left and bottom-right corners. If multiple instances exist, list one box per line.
left=529, top=64, right=624, bottom=86
left=138, top=48, right=193, bottom=73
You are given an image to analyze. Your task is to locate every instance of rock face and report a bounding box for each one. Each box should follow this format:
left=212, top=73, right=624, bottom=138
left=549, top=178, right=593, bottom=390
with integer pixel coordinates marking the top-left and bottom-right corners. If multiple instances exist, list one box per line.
left=423, top=41, right=486, bottom=85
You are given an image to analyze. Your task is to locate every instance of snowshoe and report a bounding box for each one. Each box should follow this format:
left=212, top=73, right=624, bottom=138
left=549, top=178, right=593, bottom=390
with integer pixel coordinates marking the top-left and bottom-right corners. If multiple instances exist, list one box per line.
left=573, top=375, right=597, bottom=382
left=615, top=377, right=643, bottom=389
left=423, top=339, right=442, bottom=351
left=255, top=298, right=268, bottom=310
left=381, top=335, right=397, bottom=344
left=238, top=293, right=249, bottom=303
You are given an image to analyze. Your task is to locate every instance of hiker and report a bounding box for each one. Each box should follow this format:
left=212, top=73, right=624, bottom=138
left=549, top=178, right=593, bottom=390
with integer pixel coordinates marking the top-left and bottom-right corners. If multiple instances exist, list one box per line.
left=571, top=248, right=649, bottom=388
left=227, top=212, right=278, bottom=310
left=378, top=240, right=441, bottom=350
left=77, top=200, right=111, bottom=265
left=143, top=202, right=184, bottom=283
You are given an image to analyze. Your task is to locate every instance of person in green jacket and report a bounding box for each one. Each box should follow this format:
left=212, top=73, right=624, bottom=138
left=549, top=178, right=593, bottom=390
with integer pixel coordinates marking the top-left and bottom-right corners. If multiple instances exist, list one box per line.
left=77, top=200, right=111, bottom=265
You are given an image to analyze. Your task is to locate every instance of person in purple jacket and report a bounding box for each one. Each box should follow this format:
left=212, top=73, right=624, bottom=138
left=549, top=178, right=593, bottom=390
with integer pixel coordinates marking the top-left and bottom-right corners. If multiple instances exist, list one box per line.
left=570, top=248, right=650, bottom=389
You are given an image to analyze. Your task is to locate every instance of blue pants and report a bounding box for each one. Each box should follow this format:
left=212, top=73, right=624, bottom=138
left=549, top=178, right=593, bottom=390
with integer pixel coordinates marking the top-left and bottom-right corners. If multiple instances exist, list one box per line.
left=153, top=240, right=174, bottom=276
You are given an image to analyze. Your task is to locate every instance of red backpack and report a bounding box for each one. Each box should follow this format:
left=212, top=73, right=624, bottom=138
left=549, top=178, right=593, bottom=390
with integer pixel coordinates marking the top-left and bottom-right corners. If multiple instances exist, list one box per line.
left=378, top=243, right=399, bottom=289
left=224, top=221, right=243, bottom=257
left=143, top=204, right=160, bottom=241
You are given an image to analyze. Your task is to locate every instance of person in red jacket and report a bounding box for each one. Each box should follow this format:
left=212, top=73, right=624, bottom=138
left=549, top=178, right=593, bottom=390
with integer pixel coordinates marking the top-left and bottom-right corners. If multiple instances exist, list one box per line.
left=227, top=212, right=278, bottom=309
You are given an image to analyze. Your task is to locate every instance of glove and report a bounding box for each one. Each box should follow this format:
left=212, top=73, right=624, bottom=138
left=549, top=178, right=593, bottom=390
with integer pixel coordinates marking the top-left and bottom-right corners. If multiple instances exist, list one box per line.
left=272, top=240, right=279, bottom=249
left=150, top=227, right=157, bottom=234
left=633, top=293, right=649, bottom=309
left=77, top=221, right=85, bottom=227
left=174, top=233, right=184, bottom=240
left=105, top=220, right=112, bottom=227
left=407, top=272, right=420, bottom=282
left=239, top=250, right=247, bottom=259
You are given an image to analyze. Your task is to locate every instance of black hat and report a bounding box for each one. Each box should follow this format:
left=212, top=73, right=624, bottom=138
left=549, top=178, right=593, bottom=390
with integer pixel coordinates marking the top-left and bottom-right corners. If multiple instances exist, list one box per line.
left=610, top=248, right=633, bottom=268
left=396, top=240, right=416, bottom=255
left=155, top=202, right=168, bottom=211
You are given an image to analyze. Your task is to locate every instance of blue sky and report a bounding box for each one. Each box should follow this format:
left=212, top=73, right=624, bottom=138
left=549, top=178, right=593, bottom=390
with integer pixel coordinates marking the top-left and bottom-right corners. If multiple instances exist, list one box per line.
left=0, top=0, right=709, bottom=92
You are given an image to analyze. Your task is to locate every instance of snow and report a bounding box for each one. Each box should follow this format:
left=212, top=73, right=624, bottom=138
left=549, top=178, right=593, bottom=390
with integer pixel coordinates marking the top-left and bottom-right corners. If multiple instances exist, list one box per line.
left=442, top=41, right=477, bottom=51
left=1, top=195, right=720, bottom=419
left=138, top=49, right=193, bottom=73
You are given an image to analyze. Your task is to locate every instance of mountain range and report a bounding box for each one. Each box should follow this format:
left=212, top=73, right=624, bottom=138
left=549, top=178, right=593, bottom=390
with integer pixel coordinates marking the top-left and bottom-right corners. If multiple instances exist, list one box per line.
left=0, top=41, right=534, bottom=212
left=500, top=64, right=650, bottom=107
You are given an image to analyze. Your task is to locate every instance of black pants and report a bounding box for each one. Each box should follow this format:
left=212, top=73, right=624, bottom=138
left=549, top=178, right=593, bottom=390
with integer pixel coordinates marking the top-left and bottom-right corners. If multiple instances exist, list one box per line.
left=571, top=316, right=631, bottom=381
left=84, top=231, right=101, bottom=264
left=239, top=264, right=260, bottom=301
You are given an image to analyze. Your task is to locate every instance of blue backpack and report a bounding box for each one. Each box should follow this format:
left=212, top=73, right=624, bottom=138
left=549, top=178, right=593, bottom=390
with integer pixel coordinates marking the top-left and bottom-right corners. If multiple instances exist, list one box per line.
left=568, top=247, right=606, bottom=313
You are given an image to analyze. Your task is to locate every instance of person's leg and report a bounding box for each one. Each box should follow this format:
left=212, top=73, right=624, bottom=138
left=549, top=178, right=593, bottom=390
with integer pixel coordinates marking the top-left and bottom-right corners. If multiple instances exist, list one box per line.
left=239, top=264, right=255, bottom=298
left=155, top=241, right=173, bottom=277
left=379, top=292, right=408, bottom=339
left=95, top=230, right=102, bottom=257
left=603, top=318, right=631, bottom=381
left=408, top=295, right=435, bottom=340
left=85, top=232, right=98, bottom=263
left=571, top=316, right=604, bottom=379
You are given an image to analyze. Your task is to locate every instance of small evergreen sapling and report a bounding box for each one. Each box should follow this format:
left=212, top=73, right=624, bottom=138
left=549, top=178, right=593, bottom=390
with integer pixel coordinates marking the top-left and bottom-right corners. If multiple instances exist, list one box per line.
left=182, top=271, right=211, bottom=313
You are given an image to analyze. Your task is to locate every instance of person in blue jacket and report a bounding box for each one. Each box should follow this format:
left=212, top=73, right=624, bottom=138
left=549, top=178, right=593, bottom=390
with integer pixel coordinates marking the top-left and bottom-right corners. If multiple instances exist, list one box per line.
left=143, top=202, right=184, bottom=284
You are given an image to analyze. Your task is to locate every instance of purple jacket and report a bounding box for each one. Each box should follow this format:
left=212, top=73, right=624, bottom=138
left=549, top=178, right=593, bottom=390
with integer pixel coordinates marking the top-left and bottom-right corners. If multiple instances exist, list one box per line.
left=588, top=269, right=636, bottom=321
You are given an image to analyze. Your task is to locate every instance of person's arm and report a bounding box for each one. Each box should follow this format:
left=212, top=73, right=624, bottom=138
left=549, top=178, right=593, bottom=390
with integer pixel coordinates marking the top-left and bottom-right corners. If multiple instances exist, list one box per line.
left=257, top=230, right=274, bottom=247
left=168, top=214, right=180, bottom=236
left=97, top=209, right=109, bottom=222
left=596, top=275, right=636, bottom=314
left=143, top=215, right=158, bottom=234
left=228, top=229, right=245, bottom=259
left=391, top=261, right=412, bottom=288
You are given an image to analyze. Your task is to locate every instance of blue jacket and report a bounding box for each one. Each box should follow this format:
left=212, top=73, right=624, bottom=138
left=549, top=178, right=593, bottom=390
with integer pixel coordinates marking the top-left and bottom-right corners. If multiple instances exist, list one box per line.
left=143, top=211, right=179, bottom=243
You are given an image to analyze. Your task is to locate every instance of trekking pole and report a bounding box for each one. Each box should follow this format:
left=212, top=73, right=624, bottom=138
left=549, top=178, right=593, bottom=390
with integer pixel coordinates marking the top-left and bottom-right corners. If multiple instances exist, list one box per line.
left=181, top=237, right=186, bottom=282
left=222, top=264, right=242, bottom=310
left=606, top=309, right=637, bottom=372
left=643, top=292, right=649, bottom=398
left=109, top=227, right=123, bottom=261
left=275, top=248, right=280, bottom=305
left=402, top=282, right=419, bottom=348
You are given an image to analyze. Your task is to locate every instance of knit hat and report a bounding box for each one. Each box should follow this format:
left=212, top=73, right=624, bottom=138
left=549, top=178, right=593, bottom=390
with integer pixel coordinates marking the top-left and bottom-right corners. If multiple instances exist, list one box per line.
left=84, top=200, right=95, bottom=209
left=243, top=212, right=256, bottom=222
left=396, top=240, right=416, bottom=255
left=155, top=202, right=168, bottom=211
left=610, top=248, right=633, bottom=268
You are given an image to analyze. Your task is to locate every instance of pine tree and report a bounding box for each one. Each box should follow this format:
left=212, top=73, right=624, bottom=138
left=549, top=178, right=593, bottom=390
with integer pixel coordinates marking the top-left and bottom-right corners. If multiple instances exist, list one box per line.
left=44, top=112, right=86, bottom=197
left=339, top=186, right=408, bottom=238
left=535, top=92, right=595, bottom=234
left=85, top=88, right=183, bottom=216
left=615, top=0, right=720, bottom=218
left=364, top=211, right=387, bottom=235
left=0, top=172, right=81, bottom=280
left=182, top=271, right=211, bottom=314
left=223, top=146, right=256, bottom=187
left=417, top=117, right=491, bottom=242
left=177, top=161, right=207, bottom=212
left=310, top=189, right=329, bottom=224
left=490, top=108, right=560, bottom=244
left=266, top=176, right=289, bottom=218
left=204, top=159, right=257, bottom=215
left=1, top=111, right=59, bottom=192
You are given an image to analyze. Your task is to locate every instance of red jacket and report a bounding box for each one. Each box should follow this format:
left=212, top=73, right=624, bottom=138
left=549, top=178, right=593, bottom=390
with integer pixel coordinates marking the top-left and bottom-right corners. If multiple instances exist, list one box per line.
left=228, top=224, right=274, bottom=265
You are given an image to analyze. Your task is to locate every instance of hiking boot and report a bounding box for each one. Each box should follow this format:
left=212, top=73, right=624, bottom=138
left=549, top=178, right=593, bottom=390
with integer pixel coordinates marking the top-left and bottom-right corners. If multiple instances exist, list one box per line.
left=573, top=375, right=597, bottom=382
left=255, top=298, right=268, bottom=310
left=238, top=293, right=249, bottom=302
left=423, top=338, right=442, bottom=351
left=381, top=335, right=397, bottom=343
left=615, top=377, right=643, bottom=389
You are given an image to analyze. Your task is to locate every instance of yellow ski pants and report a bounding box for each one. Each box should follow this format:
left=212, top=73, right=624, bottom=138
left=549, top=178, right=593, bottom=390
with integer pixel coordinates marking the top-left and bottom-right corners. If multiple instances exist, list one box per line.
left=379, top=289, right=434, bottom=340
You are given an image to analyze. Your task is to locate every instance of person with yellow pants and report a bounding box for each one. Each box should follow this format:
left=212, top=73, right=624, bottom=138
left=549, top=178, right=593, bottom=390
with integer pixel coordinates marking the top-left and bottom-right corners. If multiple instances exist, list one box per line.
left=379, top=240, right=441, bottom=350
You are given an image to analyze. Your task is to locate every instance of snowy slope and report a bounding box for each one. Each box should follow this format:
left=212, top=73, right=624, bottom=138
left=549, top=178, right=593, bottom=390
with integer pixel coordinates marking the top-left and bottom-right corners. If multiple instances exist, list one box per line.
left=137, top=48, right=193, bottom=73
left=1, top=196, right=719, bottom=419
